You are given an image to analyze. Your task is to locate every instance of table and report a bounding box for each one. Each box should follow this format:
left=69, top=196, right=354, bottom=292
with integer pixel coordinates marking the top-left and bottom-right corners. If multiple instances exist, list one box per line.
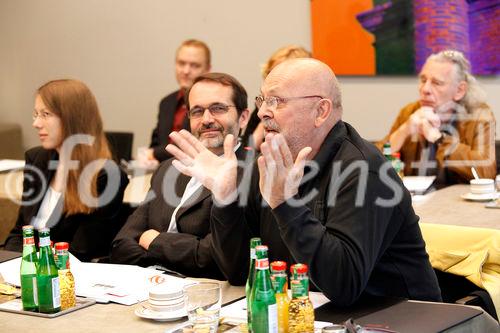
left=0, top=278, right=244, bottom=333
left=123, top=172, right=153, bottom=206
left=413, top=184, right=499, bottom=229
left=413, top=184, right=500, bottom=319
left=0, top=286, right=497, bottom=333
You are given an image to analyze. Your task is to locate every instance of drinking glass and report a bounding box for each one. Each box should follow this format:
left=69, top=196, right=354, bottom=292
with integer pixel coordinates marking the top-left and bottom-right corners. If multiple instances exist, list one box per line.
left=184, top=282, right=221, bottom=333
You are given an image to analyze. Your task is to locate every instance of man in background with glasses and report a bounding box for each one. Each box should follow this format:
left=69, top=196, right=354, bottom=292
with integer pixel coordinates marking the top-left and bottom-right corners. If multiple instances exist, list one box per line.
left=377, top=50, right=496, bottom=185
left=110, top=73, right=249, bottom=279
left=166, top=58, right=442, bottom=306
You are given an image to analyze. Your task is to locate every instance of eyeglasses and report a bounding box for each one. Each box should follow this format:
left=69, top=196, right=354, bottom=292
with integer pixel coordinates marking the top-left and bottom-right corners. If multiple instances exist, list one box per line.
left=188, top=103, right=235, bottom=119
left=255, top=95, right=323, bottom=111
left=32, top=110, right=53, bottom=121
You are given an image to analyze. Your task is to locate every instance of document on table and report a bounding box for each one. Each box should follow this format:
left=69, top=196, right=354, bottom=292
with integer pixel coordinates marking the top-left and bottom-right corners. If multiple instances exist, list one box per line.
left=220, top=291, right=330, bottom=319
left=219, top=292, right=332, bottom=331
left=403, top=176, right=436, bottom=194
left=0, top=159, right=25, bottom=172
left=0, top=254, right=189, bottom=306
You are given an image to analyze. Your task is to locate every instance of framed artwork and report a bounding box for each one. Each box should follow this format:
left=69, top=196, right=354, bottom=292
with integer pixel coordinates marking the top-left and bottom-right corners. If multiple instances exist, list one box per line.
left=311, top=0, right=499, bottom=75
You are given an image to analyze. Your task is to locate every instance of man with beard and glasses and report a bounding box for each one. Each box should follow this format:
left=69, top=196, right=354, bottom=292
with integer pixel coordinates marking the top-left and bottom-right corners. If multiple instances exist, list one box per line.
left=166, top=59, right=442, bottom=306
left=110, top=73, right=249, bottom=279
left=377, top=50, right=496, bottom=186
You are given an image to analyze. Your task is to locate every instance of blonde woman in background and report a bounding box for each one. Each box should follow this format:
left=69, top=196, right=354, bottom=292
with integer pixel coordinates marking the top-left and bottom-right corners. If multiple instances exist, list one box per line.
left=241, top=45, right=311, bottom=150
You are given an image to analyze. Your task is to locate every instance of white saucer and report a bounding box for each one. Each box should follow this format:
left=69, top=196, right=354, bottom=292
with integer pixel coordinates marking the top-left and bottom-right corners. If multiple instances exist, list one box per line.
left=135, top=304, right=187, bottom=322
left=460, top=192, right=499, bottom=202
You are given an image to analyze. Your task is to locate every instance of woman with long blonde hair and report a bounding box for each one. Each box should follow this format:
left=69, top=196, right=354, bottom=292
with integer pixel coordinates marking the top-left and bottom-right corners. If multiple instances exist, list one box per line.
left=5, top=79, right=129, bottom=261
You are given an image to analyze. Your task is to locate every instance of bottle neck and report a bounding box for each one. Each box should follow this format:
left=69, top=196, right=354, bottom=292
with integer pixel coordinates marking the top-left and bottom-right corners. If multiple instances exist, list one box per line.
left=250, top=248, right=256, bottom=260
left=22, top=235, right=36, bottom=253
left=23, top=235, right=35, bottom=246
left=255, top=257, right=269, bottom=270
left=291, top=273, right=309, bottom=298
left=271, top=273, right=287, bottom=293
left=39, top=235, right=51, bottom=248
left=55, top=251, right=70, bottom=270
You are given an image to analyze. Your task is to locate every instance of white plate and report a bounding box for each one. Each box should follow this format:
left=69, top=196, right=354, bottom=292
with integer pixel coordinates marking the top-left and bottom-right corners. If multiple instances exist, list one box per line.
left=460, top=192, right=499, bottom=202
left=135, top=304, right=187, bottom=322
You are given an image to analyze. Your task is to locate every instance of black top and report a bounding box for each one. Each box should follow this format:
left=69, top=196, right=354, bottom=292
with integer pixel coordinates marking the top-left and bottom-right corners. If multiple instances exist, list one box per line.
left=149, top=90, right=190, bottom=162
left=110, top=146, right=249, bottom=279
left=4, top=146, right=129, bottom=261
left=211, top=121, right=442, bottom=306
left=240, top=106, right=260, bottom=148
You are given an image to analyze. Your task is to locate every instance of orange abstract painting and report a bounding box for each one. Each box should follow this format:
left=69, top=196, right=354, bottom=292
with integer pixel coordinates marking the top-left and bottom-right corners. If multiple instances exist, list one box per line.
left=311, top=0, right=375, bottom=75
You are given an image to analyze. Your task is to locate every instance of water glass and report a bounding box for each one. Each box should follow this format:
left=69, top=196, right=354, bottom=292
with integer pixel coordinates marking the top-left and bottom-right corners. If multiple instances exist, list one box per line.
left=184, top=282, right=222, bottom=333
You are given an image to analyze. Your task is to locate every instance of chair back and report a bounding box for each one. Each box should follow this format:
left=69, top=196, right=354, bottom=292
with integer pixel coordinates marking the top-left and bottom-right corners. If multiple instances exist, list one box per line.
left=105, top=131, right=133, bottom=162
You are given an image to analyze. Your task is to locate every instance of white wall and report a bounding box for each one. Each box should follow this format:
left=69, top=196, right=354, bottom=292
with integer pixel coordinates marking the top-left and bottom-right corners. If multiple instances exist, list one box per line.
left=1, top=0, right=498, bottom=157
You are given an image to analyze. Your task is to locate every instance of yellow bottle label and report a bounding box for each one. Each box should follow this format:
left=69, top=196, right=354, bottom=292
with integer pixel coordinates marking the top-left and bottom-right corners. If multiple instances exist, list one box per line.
left=58, top=270, right=76, bottom=310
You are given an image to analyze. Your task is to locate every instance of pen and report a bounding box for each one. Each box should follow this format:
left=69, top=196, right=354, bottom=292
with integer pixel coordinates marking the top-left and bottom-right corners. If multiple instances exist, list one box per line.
left=149, top=265, right=187, bottom=279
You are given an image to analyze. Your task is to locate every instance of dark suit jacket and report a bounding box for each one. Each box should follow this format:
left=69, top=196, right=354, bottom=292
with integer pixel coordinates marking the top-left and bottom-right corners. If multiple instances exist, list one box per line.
left=110, top=145, right=249, bottom=279
left=4, top=147, right=129, bottom=261
left=149, top=90, right=190, bottom=162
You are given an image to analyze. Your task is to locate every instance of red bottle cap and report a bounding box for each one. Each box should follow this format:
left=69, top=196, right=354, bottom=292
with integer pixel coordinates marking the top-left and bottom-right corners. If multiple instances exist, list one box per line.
left=270, top=261, right=287, bottom=271
left=55, top=242, right=69, bottom=250
left=392, top=152, right=401, bottom=158
left=290, top=263, right=308, bottom=274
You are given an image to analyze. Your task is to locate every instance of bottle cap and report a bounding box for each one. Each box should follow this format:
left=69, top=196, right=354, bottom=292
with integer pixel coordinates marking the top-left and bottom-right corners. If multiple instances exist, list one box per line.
left=22, top=225, right=34, bottom=230
left=250, top=237, right=262, bottom=245
left=290, top=263, right=308, bottom=274
left=270, top=261, right=287, bottom=271
left=392, top=152, right=401, bottom=158
left=55, top=242, right=69, bottom=250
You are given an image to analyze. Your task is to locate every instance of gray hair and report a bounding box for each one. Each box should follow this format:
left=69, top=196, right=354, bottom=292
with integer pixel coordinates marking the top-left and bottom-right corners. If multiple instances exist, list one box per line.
left=427, top=50, right=487, bottom=111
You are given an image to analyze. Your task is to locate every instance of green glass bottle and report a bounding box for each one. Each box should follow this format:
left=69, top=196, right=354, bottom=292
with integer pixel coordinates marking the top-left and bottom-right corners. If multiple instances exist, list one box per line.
left=288, top=264, right=314, bottom=333
left=36, top=228, right=61, bottom=313
left=250, top=245, right=277, bottom=333
left=383, top=142, right=393, bottom=161
left=20, top=225, right=39, bottom=311
left=246, top=237, right=261, bottom=332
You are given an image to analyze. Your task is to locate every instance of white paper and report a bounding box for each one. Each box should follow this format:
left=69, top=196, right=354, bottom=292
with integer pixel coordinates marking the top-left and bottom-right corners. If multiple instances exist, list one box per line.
left=0, top=254, right=190, bottom=306
left=220, top=291, right=331, bottom=320
left=0, top=159, right=25, bottom=172
left=71, top=260, right=189, bottom=305
left=0, top=257, right=21, bottom=286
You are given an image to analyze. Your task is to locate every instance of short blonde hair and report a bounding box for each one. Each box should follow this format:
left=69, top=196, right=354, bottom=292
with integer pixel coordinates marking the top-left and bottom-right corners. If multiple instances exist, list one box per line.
left=177, top=39, right=211, bottom=67
left=261, top=45, right=311, bottom=79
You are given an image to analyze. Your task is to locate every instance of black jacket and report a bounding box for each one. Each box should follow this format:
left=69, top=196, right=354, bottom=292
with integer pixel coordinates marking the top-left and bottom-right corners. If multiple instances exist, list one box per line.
left=4, top=147, right=129, bottom=261
left=211, top=121, right=442, bottom=305
left=149, top=90, right=190, bottom=162
left=110, top=146, right=249, bottom=279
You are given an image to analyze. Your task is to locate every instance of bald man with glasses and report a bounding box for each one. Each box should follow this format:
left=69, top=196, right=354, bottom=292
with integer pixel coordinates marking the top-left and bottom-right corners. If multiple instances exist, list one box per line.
left=110, top=73, right=249, bottom=279
left=167, top=59, right=442, bottom=306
